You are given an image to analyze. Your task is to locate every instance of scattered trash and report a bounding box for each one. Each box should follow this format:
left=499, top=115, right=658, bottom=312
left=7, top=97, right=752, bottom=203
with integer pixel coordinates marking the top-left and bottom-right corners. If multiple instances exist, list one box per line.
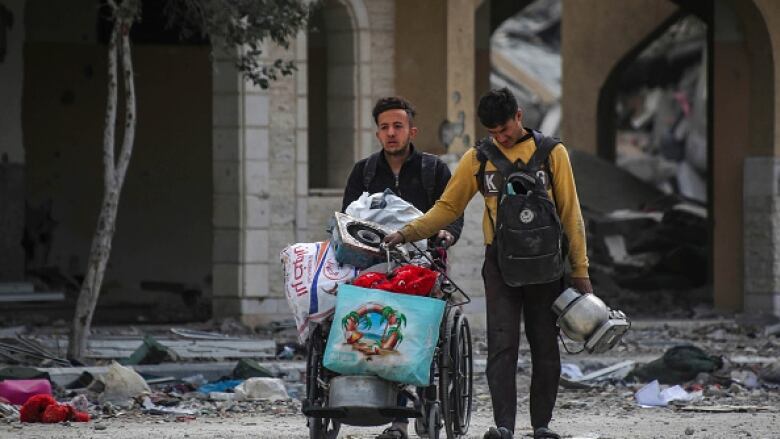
left=141, top=396, right=196, bottom=416
left=207, top=392, right=235, bottom=401
left=196, top=379, right=243, bottom=394
left=275, top=345, right=295, bottom=360
left=98, top=361, right=151, bottom=404
left=560, top=361, right=635, bottom=389
left=181, top=374, right=208, bottom=388
left=635, top=380, right=702, bottom=407
left=0, top=378, right=52, bottom=404
left=0, top=402, right=19, bottom=419
left=233, top=377, right=288, bottom=401
left=560, top=363, right=583, bottom=380
left=628, top=345, right=722, bottom=384
left=730, top=369, right=760, bottom=389
left=70, top=394, right=89, bottom=412
left=20, top=394, right=90, bottom=423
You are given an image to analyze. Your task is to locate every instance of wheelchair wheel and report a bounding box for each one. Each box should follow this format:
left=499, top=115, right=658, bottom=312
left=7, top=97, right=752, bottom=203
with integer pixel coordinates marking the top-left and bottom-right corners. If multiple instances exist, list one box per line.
left=438, top=309, right=456, bottom=438
left=451, top=313, right=473, bottom=435
left=306, top=326, right=340, bottom=439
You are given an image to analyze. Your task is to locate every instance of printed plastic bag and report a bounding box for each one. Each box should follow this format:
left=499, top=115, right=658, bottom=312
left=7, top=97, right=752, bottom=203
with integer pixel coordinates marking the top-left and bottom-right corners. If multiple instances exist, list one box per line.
left=281, top=241, right=358, bottom=342
left=323, top=284, right=445, bottom=386
left=345, top=191, right=427, bottom=251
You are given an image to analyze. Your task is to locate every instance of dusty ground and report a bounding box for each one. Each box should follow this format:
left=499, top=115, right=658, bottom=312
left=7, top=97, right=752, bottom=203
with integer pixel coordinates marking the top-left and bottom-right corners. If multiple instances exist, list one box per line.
left=2, top=317, right=779, bottom=439
left=4, top=391, right=778, bottom=439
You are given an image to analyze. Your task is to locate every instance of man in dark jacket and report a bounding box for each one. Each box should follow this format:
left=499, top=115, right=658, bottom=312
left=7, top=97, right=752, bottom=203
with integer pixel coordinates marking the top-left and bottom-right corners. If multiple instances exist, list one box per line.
left=341, top=96, right=463, bottom=247
left=341, top=97, right=463, bottom=439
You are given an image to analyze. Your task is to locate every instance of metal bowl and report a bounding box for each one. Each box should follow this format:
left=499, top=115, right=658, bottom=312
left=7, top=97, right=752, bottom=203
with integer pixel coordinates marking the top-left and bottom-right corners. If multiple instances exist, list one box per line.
left=552, top=288, right=609, bottom=342
left=328, top=375, right=399, bottom=426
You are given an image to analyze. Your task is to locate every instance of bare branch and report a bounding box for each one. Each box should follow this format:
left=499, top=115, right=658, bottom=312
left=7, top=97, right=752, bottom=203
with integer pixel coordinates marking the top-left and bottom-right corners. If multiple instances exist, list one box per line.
left=102, top=19, right=119, bottom=190
left=115, top=16, right=136, bottom=188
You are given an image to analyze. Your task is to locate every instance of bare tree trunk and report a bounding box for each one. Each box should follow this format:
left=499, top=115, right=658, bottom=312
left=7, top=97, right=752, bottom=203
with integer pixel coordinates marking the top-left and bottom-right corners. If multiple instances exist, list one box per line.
left=68, top=4, right=137, bottom=360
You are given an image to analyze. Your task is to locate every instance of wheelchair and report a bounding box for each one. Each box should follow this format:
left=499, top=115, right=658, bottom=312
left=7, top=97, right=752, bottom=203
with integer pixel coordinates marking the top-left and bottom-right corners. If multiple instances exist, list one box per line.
left=302, top=243, right=474, bottom=439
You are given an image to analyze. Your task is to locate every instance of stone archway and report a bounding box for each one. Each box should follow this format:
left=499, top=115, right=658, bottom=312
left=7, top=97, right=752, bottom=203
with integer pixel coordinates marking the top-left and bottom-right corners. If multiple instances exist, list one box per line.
left=307, top=0, right=373, bottom=190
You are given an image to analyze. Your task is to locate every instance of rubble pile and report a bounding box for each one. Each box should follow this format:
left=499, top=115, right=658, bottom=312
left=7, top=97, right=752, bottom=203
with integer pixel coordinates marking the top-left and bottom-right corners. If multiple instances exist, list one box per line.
left=571, top=149, right=711, bottom=318
left=469, top=317, right=780, bottom=421
left=615, top=16, right=708, bottom=203
left=0, top=322, right=306, bottom=427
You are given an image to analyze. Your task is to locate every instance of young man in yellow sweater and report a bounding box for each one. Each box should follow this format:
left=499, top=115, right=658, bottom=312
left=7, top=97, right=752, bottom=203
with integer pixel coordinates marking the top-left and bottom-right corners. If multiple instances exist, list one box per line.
left=384, top=88, right=592, bottom=439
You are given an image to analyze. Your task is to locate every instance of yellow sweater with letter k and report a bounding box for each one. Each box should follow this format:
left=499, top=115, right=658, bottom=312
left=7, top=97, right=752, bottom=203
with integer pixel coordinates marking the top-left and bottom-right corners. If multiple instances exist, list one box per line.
left=399, top=136, right=590, bottom=279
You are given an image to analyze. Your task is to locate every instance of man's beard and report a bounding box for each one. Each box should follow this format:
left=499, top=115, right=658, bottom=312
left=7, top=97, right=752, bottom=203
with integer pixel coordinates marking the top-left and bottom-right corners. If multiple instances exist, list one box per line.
left=383, top=139, right=411, bottom=156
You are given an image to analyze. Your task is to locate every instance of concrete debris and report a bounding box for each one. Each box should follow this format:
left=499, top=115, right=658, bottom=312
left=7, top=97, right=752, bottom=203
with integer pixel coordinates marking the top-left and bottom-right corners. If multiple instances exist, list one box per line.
left=33, top=336, right=275, bottom=361
left=615, top=16, right=707, bottom=202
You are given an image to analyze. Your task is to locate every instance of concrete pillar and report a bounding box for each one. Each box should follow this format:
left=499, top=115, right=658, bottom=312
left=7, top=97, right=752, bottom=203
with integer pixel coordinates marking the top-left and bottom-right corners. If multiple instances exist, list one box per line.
left=743, top=157, right=780, bottom=316
left=395, top=0, right=477, bottom=155
left=740, top=0, right=780, bottom=316
left=211, top=45, right=274, bottom=323
left=712, top=0, right=749, bottom=312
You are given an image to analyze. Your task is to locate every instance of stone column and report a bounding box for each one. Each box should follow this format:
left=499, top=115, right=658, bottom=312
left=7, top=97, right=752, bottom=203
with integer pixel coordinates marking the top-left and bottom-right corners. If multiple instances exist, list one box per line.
left=744, top=157, right=780, bottom=317
left=211, top=45, right=273, bottom=323
left=395, top=0, right=477, bottom=154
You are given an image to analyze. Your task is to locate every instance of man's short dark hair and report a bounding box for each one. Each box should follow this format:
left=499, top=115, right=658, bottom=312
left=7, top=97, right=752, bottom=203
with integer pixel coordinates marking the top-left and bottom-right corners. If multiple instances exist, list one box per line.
left=372, top=96, right=416, bottom=125
left=477, top=88, right=519, bottom=128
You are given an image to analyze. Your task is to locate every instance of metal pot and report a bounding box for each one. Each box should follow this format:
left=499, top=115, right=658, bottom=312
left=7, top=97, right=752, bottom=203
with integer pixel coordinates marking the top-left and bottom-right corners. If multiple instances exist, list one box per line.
left=552, top=288, right=609, bottom=342
left=328, top=375, right=399, bottom=426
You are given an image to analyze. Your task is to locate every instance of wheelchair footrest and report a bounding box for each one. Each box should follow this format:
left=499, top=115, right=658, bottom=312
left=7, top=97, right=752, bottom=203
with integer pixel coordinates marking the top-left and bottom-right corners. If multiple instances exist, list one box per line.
left=302, top=405, right=348, bottom=419
left=378, top=407, right=421, bottom=419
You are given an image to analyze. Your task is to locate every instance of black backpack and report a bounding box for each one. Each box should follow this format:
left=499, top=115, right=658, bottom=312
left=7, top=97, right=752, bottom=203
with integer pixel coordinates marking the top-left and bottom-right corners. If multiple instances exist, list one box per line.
left=476, top=130, right=566, bottom=287
left=362, top=151, right=438, bottom=206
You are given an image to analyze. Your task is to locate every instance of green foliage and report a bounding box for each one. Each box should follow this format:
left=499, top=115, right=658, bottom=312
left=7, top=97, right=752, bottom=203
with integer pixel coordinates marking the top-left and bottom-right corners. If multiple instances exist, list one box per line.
left=161, top=0, right=311, bottom=88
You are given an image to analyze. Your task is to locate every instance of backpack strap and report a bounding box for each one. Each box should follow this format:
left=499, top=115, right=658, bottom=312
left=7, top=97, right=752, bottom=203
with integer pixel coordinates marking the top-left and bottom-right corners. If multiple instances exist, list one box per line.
left=475, top=145, right=489, bottom=194
left=362, top=152, right=381, bottom=192
left=528, top=129, right=560, bottom=169
left=478, top=138, right=516, bottom=179
left=420, top=152, right=438, bottom=207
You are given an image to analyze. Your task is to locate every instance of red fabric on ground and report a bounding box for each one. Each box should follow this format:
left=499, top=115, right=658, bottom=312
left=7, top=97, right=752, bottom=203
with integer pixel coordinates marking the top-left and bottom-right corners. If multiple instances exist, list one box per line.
left=20, top=394, right=90, bottom=423
left=20, top=394, right=56, bottom=423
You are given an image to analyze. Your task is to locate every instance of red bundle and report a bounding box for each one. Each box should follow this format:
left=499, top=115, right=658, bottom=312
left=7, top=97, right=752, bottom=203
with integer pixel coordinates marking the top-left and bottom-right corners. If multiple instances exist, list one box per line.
left=352, top=265, right=439, bottom=296
left=20, top=394, right=90, bottom=423
left=351, top=271, right=387, bottom=289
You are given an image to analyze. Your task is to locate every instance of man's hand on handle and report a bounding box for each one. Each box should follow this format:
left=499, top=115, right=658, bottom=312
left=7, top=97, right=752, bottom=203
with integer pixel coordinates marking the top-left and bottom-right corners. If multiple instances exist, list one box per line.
left=572, top=277, right=593, bottom=295
left=436, top=230, right=454, bottom=248
left=383, top=231, right=406, bottom=247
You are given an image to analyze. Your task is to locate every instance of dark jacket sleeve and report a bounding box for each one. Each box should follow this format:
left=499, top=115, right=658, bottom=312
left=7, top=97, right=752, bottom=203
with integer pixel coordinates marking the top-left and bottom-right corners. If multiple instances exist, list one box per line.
left=435, top=159, right=464, bottom=244
left=341, top=160, right=366, bottom=213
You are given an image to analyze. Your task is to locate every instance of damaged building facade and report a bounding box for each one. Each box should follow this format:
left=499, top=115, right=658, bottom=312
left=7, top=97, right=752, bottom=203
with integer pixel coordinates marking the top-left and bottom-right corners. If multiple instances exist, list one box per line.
left=1, top=0, right=780, bottom=326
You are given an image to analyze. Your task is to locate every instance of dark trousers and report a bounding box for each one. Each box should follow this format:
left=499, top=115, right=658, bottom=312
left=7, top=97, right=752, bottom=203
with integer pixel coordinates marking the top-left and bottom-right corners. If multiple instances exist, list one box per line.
left=482, top=245, right=562, bottom=432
